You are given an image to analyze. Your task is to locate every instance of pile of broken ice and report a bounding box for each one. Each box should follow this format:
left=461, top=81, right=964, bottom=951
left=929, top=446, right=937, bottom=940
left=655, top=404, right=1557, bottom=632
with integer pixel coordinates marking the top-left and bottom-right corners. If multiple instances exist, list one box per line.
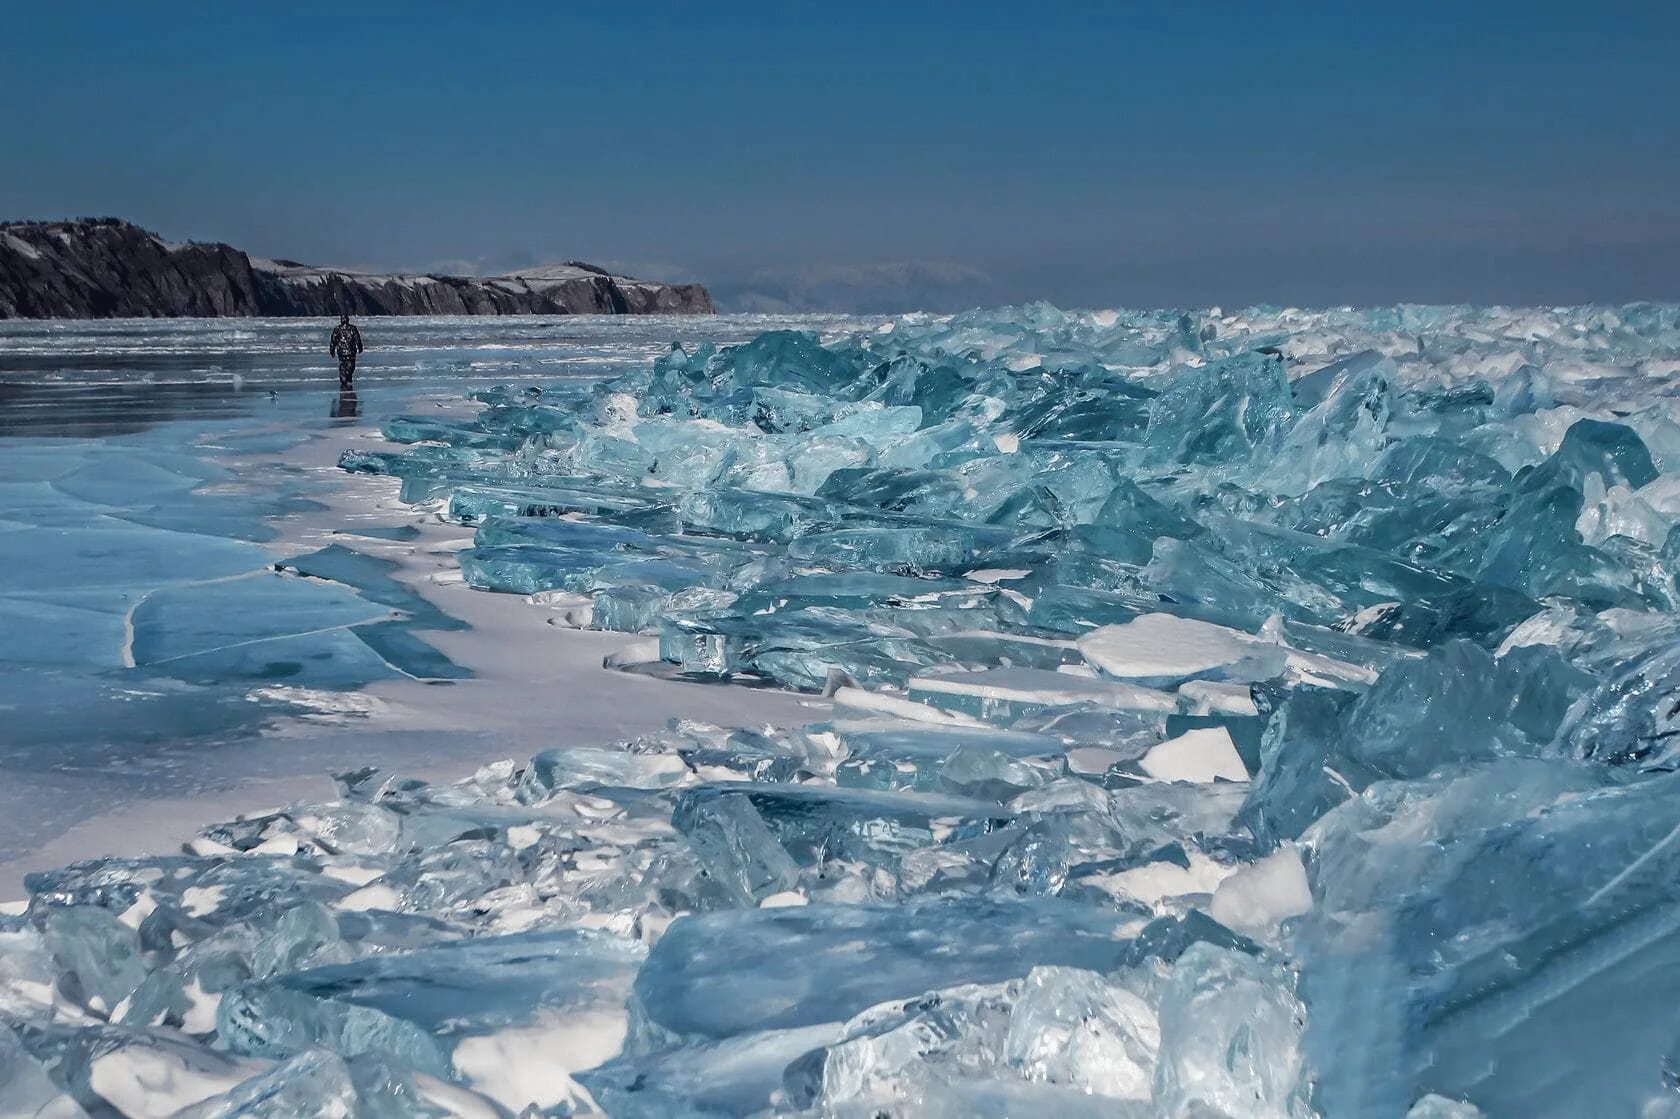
left=9, top=303, right=1680, bottom=1116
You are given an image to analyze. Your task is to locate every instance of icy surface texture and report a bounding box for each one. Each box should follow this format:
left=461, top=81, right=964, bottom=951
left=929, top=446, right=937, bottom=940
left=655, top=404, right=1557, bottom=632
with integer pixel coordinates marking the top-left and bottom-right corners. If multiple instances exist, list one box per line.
left=343, top=304, right=1680, bottom=697
left=7, top=304, right=1680, bottom=1115
left=0, top=426, right=468, bottom=783
left=0, top=716, right=1316, bottom=1116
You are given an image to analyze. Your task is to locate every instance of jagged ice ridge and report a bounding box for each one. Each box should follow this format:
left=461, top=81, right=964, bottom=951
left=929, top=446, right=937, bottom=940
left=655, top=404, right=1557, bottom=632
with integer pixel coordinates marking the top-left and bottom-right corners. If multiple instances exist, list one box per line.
left=7, top=303, right=1680, bottom=1116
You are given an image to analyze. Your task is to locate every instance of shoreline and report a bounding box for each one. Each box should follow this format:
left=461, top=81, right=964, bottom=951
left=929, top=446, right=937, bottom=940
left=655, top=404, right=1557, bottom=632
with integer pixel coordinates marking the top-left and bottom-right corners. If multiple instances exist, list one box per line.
left=0, top=394, right=827, bottom=898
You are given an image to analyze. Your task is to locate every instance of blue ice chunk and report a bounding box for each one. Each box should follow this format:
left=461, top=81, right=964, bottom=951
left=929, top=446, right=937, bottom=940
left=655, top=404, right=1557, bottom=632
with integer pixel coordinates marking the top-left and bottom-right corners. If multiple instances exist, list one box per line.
left=786, top=520, right=1014, bottom=574
left=1239, top=687, right=1362, bottom=845
left=1008, top=373, right=1156, bottom=442
left=473, top=514, right=766, bottom=583
left=1152, top=942, right=1312, bottom=1118
left=581, top=1022, right=847, bottom=1119
left=629, top=898, right=1145, bottom=1043
left=1143, top=350, right=1296, bottom=466
left=676, top=486, right=835, bottom=541
left=1023, top=583, right=1157, bottom=634
left=733, top=571, right=989, bottom=613
left=1299, top=761, right=1680, bottom=1116
left=781, top=965, right=1165, bottom=1115
left=919, top=629, right=1082, bottom=672
left=671, top=783, right=1011, bottom=888
left=1543, top=418, right=1659, bottom=491
left=514, top=745, right=689, bottom=800
left=382, top=401, right=571, bottom=448
left=1555, top=629, right=1680, bottom=770
left=219, top=929, right=644, bottom=1076
left=337, top=444, right=513, bottom=481
left=1215, top=517, right=1533, bottom=636
left=1288, top=349, right=1388, bottom=410
left=446, top=479, right=671, bottom=525
left=461, top=544, right=714, bottom=598
left=832, top=721, right=1066, bottom=796
left=655, top=608, right=938, bottom=690
left=185, top=1049, right=368, bottom=1117
left=123, top=905, right=350, bottom=1034
left=1341, top=641, right=1590, bottom=776
left=1266, top=351, right=1400, bottom=494
left=1490, top=363, right=1556, bottom=418
left=989, top=811, right=1137, bottom=900
left=0, top=1024, right=88, bottom=1119
left=668, top=725, right=811, bottom=784
left=670, top=789, right=802, bottom=904
left=1464, top=421, right=1663, bottom=605
left=4, top=1023, right=257, bottom=1118
left=1374, top=437, right=1513, bottom=491
left=1267, top=476, right=1505, bottom=567
left=816, top=465, right=968, bottom=518
left=40, top=905, right=146, bottom=1013
left=1241, top=642, right=1593, bottom=844
left=586, top=583, right=668, bottom=632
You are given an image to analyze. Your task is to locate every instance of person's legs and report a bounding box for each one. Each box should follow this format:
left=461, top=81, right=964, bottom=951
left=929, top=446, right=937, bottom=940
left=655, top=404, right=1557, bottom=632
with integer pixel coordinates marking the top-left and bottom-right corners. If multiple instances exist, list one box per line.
left=338, top=356, right=356, bottom=389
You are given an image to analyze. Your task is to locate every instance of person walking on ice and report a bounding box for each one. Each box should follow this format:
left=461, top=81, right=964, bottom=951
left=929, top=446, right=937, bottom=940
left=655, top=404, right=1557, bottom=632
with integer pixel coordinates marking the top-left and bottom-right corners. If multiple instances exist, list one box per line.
left=330, top=313, right=364, bottom=389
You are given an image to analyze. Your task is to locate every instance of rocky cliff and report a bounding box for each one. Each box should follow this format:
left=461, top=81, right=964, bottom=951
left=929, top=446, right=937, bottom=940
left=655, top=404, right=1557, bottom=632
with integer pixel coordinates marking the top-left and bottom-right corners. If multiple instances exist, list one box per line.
left=0, top=218, right=714, bottom=318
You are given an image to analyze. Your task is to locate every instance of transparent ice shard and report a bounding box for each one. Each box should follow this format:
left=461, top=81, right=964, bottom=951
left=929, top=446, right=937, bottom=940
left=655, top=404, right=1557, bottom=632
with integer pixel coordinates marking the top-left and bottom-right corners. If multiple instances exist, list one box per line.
left=582, top=1021, right=847, bottom=1118
left=218, top=930, right=644, bottom=1097
left=174, top=1048, right=509, bottom=1119
left=796, top=967, right=1160, bottom=1115
left=1240, top=640, right=1593, bottom=844
left=1553, top=621, right=1680, bottom=770
left=1152, top=942, right=1313, bottom=1119
left=671, top=783, right=1011, bottom=901
left=40, top=905, right=147, bottom=1014
left=829, top=720, right=1064, bottom=794
left=1266, top=350, right=1401, bottom=495
left=1143, top=350, right=1297, bottom=466
left=0, top=1024, right=89, bottom=1119
left=628, top=898, right=1145, bottom=1044
left=1299, top=761, right=1680, bottom=1115
left=785, top=520, right=1013, bottom=574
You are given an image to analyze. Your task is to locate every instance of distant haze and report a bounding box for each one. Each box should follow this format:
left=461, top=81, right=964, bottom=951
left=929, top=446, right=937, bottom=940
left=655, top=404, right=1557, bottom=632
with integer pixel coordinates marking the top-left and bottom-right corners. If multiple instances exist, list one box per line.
left=3, top=2, right=1676, bottom=311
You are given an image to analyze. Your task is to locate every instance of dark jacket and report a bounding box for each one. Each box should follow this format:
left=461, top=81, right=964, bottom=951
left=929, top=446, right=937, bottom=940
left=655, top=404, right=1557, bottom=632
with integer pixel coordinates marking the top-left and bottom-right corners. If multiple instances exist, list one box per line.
left=330, top=323, right=364, bottom=360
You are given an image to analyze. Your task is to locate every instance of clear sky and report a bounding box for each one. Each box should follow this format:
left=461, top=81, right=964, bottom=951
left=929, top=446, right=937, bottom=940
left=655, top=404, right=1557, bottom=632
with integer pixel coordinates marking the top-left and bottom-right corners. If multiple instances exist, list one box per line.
left=3, top=2, right=1676, bottom=310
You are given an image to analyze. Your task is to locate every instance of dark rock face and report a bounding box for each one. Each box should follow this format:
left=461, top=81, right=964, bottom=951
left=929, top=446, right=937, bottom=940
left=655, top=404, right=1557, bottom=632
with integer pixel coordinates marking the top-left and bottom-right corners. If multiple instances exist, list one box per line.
left=0, top=218, right=714, bottom=318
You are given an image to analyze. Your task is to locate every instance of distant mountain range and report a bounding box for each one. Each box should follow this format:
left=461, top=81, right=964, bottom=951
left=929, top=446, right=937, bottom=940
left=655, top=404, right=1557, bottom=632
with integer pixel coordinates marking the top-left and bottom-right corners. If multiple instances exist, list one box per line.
left=0, top=218, right=714, bottom=318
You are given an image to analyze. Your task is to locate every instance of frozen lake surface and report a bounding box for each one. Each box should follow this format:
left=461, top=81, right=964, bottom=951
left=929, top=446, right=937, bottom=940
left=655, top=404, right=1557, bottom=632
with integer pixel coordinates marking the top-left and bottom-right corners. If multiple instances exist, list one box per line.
left=4, top=304, right=1680, bottom=1116
left=0, top=316, right=847, bottom=886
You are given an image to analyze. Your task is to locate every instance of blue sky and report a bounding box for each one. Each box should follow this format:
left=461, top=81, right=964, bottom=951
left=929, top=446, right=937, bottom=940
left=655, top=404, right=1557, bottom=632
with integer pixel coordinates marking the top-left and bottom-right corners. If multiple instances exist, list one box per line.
left=3, top=2, right=1676, bottom=309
